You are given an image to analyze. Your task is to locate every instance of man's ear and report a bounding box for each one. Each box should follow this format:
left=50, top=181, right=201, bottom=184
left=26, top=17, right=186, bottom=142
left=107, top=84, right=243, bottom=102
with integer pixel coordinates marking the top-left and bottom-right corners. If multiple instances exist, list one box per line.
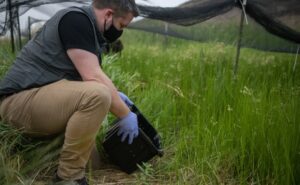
left=105, top=9, right=114, bottom=18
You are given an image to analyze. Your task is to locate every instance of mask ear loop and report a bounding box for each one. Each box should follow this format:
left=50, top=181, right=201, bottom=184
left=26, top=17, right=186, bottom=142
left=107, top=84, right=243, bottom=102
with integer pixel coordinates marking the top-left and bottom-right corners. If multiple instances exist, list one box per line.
left=103, top=9, right=113, bottom=32
left=109, top=13, right=115, bottom=30
left=103, top=19, right=107, bottom=31
left=102, top=16, right=111, bottom=44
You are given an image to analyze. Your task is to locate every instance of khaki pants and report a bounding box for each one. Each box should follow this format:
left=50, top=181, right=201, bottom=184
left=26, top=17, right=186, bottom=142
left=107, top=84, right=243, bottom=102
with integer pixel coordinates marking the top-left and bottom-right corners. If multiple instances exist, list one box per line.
left=0, top=79, right=111, bottom=180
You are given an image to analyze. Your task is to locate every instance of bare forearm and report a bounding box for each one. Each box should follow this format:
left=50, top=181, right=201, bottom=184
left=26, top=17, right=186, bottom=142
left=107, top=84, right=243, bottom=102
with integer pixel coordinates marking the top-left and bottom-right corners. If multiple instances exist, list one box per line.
left=86, top=72, right=130, bottom=118
left=67, top=48, right=130, bottom=118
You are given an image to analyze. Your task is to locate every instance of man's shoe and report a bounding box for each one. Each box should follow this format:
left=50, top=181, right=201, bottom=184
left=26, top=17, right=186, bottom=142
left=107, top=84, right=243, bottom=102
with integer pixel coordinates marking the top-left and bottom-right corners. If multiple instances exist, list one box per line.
left=52, top=174, right=89, bottom=185
left=75, top=177, right=88, bottom=185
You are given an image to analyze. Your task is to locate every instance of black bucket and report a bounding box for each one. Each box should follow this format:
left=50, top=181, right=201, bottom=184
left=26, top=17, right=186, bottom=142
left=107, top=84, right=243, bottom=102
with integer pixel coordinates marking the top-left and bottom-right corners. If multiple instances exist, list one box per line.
left=102, top=104, right=163, bottom=174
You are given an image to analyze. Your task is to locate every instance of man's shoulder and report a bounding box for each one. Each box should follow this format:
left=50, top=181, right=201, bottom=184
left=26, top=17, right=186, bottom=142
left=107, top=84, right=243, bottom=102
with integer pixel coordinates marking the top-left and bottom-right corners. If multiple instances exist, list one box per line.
left=59, top=10, right=93, bottom=31
left=62, top=11, right=91, bottom=23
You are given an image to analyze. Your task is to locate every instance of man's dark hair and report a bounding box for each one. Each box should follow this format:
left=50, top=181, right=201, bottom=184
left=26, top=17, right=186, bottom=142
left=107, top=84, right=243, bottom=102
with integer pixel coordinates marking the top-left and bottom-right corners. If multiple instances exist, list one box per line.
left=93, top=0, right=139, bottom=17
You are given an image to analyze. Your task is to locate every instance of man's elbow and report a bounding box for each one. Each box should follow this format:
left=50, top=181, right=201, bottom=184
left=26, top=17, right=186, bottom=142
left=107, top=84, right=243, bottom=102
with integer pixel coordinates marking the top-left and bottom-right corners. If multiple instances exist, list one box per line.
left=81, top=74, right=111, bottom=85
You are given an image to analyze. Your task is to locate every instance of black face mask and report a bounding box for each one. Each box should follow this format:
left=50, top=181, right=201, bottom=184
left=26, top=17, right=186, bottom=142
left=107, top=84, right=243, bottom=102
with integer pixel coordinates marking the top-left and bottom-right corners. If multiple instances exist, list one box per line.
left=103, top=19, right=123, bottom=43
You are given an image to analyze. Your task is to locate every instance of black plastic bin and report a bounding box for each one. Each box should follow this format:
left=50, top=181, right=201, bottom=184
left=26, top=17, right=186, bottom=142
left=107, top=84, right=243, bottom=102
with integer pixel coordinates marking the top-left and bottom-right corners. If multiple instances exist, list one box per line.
left=102, top=104, right=163, bottom=174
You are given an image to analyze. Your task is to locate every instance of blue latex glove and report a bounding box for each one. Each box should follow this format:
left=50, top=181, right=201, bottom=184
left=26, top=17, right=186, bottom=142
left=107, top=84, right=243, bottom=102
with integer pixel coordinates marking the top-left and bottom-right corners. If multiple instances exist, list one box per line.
left=117, top=111, right=139, bottom=144
left=118, top=91, right=134, bottom=107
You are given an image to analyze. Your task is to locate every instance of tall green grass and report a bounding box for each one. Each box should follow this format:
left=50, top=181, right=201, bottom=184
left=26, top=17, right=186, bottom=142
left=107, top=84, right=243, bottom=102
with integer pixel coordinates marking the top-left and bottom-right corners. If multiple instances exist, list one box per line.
left=0, top=29, right=299, bottom=184
left=103, top=30, right=300, bottom=184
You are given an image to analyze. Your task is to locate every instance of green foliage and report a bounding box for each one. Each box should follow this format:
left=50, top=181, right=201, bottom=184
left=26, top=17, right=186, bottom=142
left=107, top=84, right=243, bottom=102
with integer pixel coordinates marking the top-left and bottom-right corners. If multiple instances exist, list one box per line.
left=102, top=30, right=300, bottom=184
left=0, top=122, right=63, bottom=185
left=0, top=29, right=299, bottom=184
left=0, top=40, right=15, bottom=78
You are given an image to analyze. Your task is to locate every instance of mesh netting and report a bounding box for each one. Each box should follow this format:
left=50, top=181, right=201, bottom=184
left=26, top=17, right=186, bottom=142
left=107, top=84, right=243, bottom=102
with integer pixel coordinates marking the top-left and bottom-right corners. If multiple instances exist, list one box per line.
left=138, top=0, right=235, bottom=26
left=0, top=0, right=89, bottom=35
left=137, top=0, right=300, bottom=44
left=0, top=0, right=299, bottom=53
left=129, top=7, right=299, bottom=53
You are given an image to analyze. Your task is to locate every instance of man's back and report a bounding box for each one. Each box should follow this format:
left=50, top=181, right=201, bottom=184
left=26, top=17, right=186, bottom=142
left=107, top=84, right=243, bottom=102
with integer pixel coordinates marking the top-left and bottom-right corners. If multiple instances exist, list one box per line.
left=0, top=7, right=102, bottom=97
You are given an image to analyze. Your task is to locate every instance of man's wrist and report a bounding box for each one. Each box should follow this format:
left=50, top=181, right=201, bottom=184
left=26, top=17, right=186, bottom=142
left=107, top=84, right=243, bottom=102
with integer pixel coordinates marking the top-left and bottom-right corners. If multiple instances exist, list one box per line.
left=119, top=106, right=131, bottom=119
left=122, top=111, right=134, bottom=120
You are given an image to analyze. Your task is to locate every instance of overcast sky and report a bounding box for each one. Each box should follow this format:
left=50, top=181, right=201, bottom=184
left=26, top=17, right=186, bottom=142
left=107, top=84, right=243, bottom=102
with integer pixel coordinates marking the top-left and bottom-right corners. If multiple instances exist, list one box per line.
left=136, top=0, right=188, bottom=7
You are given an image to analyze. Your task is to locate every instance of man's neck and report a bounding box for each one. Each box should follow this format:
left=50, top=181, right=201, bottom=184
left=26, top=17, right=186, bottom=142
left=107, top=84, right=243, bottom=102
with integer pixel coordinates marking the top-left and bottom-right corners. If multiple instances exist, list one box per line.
left=93, top=6, right=107, bottom=33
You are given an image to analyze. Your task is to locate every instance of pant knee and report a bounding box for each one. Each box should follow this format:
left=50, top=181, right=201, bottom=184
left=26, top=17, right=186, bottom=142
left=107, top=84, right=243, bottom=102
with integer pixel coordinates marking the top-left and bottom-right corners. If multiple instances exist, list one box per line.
left=80, top=82, right=112, bottom=111
left=91, top=83, right=112, bottom=109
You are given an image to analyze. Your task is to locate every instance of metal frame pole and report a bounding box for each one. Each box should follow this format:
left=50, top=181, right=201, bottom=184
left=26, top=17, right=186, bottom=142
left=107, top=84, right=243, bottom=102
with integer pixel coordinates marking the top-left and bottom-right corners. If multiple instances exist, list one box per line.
left=234, top=0, right=247, bottom=77
left=7, top=0, right=15, bottom=53
left=292, top=45, right=299, bottom=84
left=28, top=16, right=31, bottom=40
left=164, top=22, right=168, bottom=46
left=16, top=6, right=22, bottom=49
left=293, top=45, right=299, bottom=73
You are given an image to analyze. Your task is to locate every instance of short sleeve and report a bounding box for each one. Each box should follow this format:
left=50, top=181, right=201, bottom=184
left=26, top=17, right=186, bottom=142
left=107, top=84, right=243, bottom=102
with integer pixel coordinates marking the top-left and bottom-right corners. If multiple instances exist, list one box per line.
left=58, top=11, right=97, bottom=55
